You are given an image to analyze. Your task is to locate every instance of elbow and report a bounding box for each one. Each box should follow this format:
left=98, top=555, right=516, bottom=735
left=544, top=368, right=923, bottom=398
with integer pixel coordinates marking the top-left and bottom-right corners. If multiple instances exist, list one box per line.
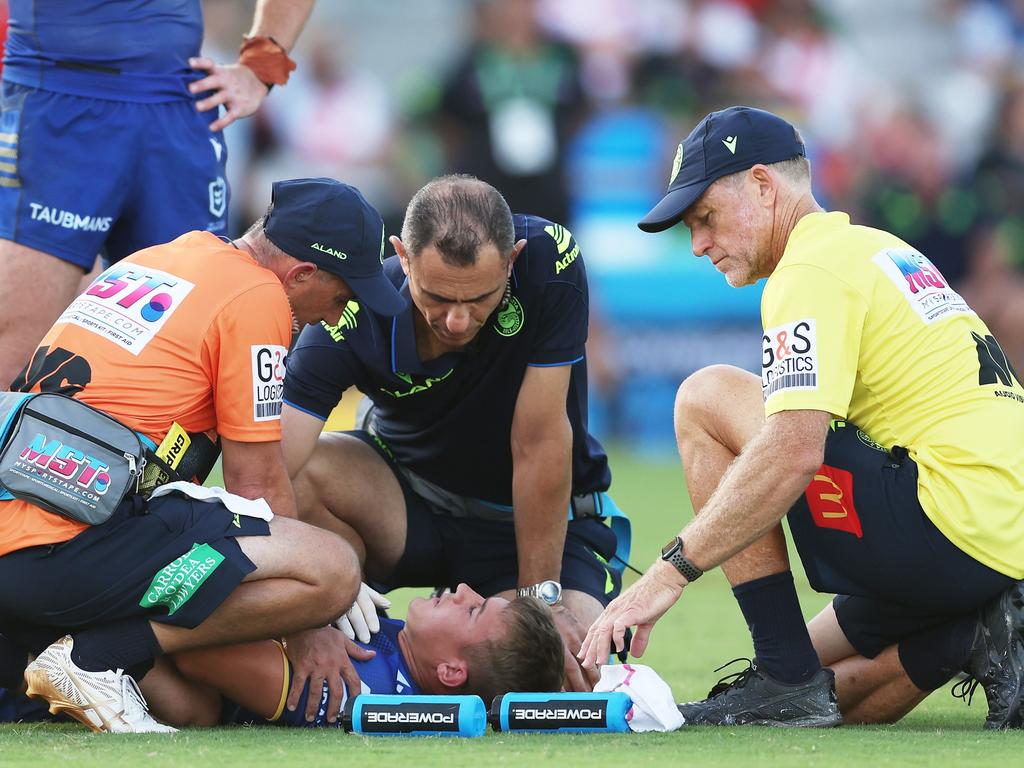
left=790, top=443, right=825, bottom=487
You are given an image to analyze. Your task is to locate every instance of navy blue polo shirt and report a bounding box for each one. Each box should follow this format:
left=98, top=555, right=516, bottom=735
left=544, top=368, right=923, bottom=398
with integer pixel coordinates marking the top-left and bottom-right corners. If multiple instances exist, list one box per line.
left=284, top=214, right=611, bottom=505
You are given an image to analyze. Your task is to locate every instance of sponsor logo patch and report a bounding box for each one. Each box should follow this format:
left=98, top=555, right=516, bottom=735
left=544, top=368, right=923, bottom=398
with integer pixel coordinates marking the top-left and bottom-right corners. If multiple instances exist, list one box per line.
left=508, top=699, right=608, bottom=729
left=803, top=464, right=863, bottom=538
left=359, top=702, right=461, bottom=733
left=310, top=242, right=346, bottom=259
left=29, top=202, right=111, bottom=232
left=544, top=224, right=580, bottom=274
left=322, top=301, right=360, bottom=342
left=873, top=248, right=971, bottom=324
left=139, top=543, right=226, bottom=615
left=59, top=265, right=194, bottom=354
left=380, top=368, right=454, bottom=399
left=251, top=344, right=287, bottom=421
left=11, top=433, right=112, bottom=509
left=761, top=319, right=817, bottom=402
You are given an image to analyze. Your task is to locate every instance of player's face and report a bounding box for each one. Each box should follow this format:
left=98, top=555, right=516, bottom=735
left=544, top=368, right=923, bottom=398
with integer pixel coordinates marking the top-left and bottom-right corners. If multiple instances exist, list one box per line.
left=682, top=176, right=772, bottom=287
left=404, top=244, right=510, bottom=350
left=289, top=271, right=356, bottom=329
left=405, top=583, right=509, bottom=660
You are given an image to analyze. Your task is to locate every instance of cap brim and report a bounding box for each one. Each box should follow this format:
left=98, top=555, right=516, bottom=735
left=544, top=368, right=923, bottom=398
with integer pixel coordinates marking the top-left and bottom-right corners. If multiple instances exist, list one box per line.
left=345, top=272, right=407, bottom=317
left=637, top=179, right=713, bottom=233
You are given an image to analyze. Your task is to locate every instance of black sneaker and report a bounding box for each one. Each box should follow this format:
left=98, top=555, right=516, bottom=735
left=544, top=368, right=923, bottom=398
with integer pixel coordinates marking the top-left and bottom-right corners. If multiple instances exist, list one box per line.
left=957, top=581, right=1024, bottom=730
left=676, top=658, right=842, bottom=727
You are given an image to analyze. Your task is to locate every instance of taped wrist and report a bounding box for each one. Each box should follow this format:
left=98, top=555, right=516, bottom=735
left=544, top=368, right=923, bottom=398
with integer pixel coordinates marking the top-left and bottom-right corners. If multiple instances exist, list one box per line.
left=238, top=35, right=296, bottom=90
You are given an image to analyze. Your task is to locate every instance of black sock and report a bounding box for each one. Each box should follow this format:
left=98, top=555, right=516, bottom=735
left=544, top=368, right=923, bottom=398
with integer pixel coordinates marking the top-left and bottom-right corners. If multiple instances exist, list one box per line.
left=70, top=619, right=162, bottom=680
left=897, top=615, right=978, bottom=691
left=733, top=571, right=821, bottom=684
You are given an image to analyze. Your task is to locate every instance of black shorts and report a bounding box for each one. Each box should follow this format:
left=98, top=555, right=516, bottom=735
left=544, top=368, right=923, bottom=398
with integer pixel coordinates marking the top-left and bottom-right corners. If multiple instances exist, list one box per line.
left=349, top=431, right=622, bottom=605
left=786, top=420, right=1015, bottom=658
left=0, top=492, right=269, bottom=654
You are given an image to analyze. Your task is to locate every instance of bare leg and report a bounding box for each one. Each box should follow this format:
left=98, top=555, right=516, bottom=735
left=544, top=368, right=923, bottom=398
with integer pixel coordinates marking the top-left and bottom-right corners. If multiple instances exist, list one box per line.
left=150, top=516, right=359, bottom=653
left=76, top=256, right=102, bottom=293
left=170, top=641, right=288, bottom=724
left=0, top=240, right=87, bottom=387
left=139, top=657, right=221, bottom=727
left=292, top=432, right=408, bottom=580
left=674, top=365, right=791, bottom=583
left=808, top=602, right=927, bottom=723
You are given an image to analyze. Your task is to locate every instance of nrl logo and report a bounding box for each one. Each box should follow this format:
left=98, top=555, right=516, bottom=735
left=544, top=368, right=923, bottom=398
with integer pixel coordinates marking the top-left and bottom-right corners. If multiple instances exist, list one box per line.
left=208, top=177, right=227, bottom=218
left=311, top=242, right=347, bottom=259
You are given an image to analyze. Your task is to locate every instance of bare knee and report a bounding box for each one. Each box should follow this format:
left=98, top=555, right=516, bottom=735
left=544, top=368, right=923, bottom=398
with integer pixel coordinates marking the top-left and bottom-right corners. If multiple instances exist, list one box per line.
left=675, top=365, right=763, bottom=450
left=304, top=527, right=361, bottom=623
left=243, top=517, right=360, bottom=616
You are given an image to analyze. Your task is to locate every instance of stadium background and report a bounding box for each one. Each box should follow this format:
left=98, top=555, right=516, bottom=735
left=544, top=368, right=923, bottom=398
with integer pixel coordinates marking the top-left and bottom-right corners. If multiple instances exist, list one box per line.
left=3, top=0, right=1024, bottom=759
left=199, top=0, right=1024, bottom=451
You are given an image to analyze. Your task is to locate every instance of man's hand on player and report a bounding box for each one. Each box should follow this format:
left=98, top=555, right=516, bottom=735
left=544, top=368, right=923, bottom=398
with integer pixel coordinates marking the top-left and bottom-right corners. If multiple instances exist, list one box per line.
left=577, top=559, right=686, bottom=671
left=283, top=626, right=375, bottom=723
left=188, top=57, right=270, bottom=132
left=551, top=604, right=599, bottom=692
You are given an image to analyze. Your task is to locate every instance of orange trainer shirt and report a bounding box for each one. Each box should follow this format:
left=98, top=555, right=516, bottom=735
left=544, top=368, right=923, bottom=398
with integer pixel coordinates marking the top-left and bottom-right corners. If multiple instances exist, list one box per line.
left=0, top=231, right=293, bottom=556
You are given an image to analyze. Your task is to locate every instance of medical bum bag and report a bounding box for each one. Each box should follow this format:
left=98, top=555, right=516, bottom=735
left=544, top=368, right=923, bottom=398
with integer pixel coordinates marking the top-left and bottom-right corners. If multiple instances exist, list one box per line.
left=0, top=392, right=146, bottom=525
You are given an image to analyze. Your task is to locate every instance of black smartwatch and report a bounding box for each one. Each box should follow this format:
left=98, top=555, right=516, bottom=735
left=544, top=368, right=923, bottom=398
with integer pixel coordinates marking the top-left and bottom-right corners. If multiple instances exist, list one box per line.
left=660, top=536, right=704, bottom=583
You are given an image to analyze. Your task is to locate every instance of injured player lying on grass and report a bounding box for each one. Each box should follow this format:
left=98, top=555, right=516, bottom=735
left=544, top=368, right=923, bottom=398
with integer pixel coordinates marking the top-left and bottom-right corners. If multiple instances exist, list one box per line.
left=140, top=584, right=564, bottom=728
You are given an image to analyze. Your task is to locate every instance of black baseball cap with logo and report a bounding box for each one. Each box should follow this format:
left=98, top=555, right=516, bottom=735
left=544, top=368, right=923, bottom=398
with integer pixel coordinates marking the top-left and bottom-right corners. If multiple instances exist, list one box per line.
left=264, top=177, right=406, bottom=316
left=638, top=106, right=806, bottom=233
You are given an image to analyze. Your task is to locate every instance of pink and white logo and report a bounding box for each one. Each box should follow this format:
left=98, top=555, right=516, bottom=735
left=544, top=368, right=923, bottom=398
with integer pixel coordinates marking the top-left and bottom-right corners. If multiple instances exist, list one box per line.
left=58, top=265, right=194, bottom=354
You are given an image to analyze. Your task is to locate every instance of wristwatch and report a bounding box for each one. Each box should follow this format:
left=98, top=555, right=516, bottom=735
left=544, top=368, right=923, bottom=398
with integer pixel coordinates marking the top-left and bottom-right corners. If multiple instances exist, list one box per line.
left=517, top=580, right=563, bottom=606
left=660, top=537, right=704, bottom=583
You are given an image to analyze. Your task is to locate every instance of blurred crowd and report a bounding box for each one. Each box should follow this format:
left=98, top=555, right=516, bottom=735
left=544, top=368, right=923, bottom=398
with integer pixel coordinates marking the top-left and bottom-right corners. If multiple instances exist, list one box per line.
left=13, top=0, right=1024, bottom=439
left=201, top=0, right=1024, bottom=374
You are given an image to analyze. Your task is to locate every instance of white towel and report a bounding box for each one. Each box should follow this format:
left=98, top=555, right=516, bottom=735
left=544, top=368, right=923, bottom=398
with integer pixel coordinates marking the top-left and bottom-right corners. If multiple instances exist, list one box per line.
left=594, top=663, right=685, bottom=732
left=149, top=481, right=274, bottom=522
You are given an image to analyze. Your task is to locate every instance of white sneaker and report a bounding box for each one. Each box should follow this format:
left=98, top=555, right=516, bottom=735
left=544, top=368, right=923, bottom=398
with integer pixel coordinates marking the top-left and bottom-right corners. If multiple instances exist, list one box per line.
left=24, top=635, right=177, bottom=733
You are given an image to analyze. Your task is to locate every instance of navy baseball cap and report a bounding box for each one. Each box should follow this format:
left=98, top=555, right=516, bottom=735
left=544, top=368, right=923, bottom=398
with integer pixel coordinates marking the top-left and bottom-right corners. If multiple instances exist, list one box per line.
left=638, top=106, right=806, bottom=233
left=264, top=178, right=406, bottom=316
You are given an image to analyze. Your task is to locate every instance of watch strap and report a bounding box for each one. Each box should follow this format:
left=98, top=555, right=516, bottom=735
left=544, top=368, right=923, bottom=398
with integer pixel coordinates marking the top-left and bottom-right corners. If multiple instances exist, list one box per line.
left=662, top=539, right=704, bottom=582
left=517, top=581, right=562, bottom=604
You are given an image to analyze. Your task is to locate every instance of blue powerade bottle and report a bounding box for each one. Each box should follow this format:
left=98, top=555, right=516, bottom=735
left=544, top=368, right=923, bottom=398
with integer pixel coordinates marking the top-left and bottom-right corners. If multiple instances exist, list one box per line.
left=342, top=694, right=487, bottom=737
left=490, top=692, right=633, bottom=733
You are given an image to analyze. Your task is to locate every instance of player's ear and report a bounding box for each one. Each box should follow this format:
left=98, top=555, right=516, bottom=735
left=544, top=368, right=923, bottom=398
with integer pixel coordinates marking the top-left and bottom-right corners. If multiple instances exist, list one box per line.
left=392, top=236, right=411, bottom=276
left=435, top=659, right=468, bottom=690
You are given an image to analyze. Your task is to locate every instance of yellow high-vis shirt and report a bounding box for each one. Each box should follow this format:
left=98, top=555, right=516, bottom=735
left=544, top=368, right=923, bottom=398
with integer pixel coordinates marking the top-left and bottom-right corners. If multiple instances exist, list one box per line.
left=762, top=211, right=1024, bottom=578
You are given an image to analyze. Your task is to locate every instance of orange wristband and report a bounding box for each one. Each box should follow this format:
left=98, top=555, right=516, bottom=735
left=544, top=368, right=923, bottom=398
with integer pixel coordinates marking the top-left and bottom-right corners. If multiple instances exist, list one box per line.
left=239, top=35, right=296, bottom=88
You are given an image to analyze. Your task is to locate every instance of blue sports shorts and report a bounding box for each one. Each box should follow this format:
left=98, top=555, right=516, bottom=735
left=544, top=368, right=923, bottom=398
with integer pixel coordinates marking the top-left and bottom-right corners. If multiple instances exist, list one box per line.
left=0, top=82, right=229, bottom=270
left=0, top=492, right=268, bottom=654
left=347, top=430, right=623, bottom=606
left=786, top=420, right=1015, bottom=657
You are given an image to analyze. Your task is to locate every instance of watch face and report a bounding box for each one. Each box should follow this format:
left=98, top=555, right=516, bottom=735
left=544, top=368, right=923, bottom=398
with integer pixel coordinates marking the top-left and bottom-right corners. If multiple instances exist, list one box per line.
left=661, top=537, right=681, bottom=559
left=537, top=580, right=561, bottom=605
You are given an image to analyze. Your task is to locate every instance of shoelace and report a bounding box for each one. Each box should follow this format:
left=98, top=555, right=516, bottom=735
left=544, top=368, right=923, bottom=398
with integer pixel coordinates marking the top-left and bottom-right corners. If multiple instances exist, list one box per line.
left=951, top=675, right=980, bottom=706
left=120, top=672, right=152, bottom=721
left=706, top=657, right=757, bottom=698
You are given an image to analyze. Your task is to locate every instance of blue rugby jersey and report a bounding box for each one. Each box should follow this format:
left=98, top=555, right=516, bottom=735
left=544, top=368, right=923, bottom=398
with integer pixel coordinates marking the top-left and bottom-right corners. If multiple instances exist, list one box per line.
left=232, top=619, right=420, bottom=728
left=4, top=1, right=203, bottom=99
left=284, top=214, right=611, bottom=505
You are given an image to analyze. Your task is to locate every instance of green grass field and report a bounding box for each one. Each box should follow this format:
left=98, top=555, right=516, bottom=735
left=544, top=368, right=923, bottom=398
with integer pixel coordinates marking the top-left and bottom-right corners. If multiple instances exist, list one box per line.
left=1, top=445, right=1020, bottom=766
